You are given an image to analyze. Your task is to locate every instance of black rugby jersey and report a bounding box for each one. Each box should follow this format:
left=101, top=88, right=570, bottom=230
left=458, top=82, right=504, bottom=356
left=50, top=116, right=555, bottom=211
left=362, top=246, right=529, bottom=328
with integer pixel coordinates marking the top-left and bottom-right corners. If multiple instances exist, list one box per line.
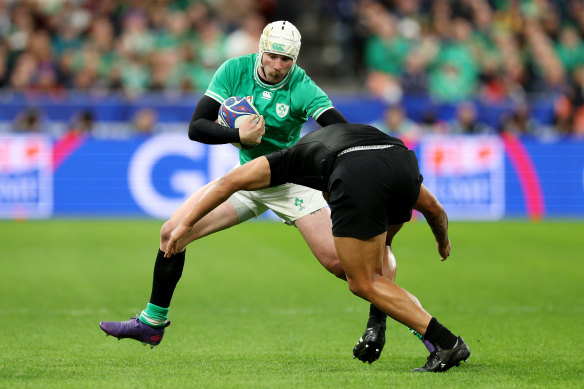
left=266, top=123, right=406, bottom=191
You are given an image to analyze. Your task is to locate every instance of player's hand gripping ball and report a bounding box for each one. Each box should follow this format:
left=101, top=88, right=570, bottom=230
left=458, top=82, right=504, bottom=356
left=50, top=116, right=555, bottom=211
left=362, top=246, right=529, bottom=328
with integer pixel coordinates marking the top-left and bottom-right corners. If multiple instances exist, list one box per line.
left=217, top=96, right=261, bottom=149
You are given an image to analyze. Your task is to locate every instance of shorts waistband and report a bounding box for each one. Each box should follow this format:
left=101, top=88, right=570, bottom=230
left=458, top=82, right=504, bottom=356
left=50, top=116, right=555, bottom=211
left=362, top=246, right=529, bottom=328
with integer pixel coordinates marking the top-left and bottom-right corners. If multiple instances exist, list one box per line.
left=337, top=144, right=394, bottom=157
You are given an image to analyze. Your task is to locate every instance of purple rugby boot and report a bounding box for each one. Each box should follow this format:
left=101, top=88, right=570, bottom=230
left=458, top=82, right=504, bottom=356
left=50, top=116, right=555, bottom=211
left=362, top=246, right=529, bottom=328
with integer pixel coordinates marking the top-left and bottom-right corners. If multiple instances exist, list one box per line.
left=100, top=316, right=170, bottom=348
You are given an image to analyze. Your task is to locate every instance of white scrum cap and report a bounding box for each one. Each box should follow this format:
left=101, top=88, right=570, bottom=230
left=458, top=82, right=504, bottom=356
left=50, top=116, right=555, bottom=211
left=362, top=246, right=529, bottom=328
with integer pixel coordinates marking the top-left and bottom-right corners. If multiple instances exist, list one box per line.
left=259, top=20, right=301, bottom=62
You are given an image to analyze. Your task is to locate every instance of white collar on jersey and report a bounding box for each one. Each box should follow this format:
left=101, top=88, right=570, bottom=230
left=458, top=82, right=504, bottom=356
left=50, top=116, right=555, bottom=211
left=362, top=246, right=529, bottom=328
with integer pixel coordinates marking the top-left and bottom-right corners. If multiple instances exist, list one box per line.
left=254, top=54, right=295, bottom=91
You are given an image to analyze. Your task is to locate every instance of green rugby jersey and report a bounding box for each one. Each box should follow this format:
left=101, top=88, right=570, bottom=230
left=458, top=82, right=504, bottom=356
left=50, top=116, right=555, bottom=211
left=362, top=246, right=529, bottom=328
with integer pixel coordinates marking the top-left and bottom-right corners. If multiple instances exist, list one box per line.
left=205, top=53, right=333, bottom=164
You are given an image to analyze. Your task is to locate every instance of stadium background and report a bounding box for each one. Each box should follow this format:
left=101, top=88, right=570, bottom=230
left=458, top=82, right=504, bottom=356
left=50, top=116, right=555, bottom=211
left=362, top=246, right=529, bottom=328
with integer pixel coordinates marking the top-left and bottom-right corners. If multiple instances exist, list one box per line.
left=1, top=0, right=584, bottom=220
left=2, top=2, right=584, bottom=388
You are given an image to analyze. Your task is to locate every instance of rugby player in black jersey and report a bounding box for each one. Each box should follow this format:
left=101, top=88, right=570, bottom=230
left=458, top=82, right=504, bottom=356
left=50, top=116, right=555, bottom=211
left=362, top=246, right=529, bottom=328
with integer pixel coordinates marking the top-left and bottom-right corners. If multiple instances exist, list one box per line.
left=164, top=123, right=471, bottom=373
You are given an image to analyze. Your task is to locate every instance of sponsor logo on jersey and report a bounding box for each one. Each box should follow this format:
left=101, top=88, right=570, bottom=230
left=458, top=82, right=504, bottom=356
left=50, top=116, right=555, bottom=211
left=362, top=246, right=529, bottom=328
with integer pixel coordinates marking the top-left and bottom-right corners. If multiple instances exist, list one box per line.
left=276, top=103, right=289, bottom=118
left=262, top=91, right=272, bottom=100
left=272, top=43, right=285, bottom=51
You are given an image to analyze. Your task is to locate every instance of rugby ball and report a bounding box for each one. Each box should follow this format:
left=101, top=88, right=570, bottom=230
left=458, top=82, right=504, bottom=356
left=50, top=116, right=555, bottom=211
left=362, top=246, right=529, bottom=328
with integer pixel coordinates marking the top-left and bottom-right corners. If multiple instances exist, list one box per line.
left=217, top=96, right=260, bottom=128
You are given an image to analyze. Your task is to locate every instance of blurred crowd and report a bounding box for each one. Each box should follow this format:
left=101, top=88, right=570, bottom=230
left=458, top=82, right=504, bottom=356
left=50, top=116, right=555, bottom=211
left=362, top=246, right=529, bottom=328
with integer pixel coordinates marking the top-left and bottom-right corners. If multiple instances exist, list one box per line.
left=357, top=0, right=584, bottom=138
left=0, top=0, right=274, bottom=96
left=2, top=0, right=584, bottom=138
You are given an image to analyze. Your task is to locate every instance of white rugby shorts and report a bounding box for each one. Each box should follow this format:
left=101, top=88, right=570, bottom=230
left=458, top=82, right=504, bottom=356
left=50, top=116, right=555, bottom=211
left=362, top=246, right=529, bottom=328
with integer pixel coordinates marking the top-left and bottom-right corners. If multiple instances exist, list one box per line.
left=229, top=182, right=328, bottom=225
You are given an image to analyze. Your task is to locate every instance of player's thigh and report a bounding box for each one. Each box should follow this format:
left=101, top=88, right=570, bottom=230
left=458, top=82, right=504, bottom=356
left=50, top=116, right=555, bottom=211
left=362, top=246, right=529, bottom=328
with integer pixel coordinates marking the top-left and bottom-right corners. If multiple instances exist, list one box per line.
left=333, top=233, right=387, bottom=290
left=254, top=184, right=328, bottom=225
left=295, top=206, right=337, bottom=260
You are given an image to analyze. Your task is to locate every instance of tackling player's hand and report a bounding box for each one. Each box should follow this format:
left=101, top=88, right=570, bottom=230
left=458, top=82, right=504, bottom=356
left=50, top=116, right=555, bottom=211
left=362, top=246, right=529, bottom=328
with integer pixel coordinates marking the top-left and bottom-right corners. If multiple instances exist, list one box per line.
left=437, top=239, right=451, bottom=261
left=239, top=115, right=265, bottom=146
left=164, top=223, right=191, bottom=258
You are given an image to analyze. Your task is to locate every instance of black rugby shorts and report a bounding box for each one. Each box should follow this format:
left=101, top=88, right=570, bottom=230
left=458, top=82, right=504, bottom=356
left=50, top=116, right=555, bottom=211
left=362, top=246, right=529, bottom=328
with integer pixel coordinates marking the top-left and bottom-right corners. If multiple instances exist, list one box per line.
left=327, top=146, right=423, bottom=239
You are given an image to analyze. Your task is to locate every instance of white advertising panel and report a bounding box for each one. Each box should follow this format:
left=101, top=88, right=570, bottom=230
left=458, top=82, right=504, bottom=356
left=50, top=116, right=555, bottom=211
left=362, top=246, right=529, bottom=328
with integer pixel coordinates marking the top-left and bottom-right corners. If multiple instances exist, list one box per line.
left=0, top=135, right=53, bottom=218
left=420, top=136, right=505, bottom=220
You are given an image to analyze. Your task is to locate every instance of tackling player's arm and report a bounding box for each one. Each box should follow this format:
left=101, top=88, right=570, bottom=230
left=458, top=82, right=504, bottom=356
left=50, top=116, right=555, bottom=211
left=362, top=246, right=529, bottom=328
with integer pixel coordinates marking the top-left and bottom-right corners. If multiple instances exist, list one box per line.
left=164, top=157, right=272, bottom=257
left=188, top=95, right=264, bottom=146
left=413, top=184, right=451, bottom=261
left=316, top=108, right=348, bottom=126
left=314, top=108, right=345, bottom=202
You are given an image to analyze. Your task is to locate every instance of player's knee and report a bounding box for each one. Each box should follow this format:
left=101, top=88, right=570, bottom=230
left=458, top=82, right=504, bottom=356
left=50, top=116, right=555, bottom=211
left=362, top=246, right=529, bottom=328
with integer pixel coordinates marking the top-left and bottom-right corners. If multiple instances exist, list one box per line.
left=159, top=220, right=174, bottom=246
left=328, top=260, right=346, bottom=280
left=347, top=278, right=372, bottom=299
left=316, top=251, right=346, bottom=280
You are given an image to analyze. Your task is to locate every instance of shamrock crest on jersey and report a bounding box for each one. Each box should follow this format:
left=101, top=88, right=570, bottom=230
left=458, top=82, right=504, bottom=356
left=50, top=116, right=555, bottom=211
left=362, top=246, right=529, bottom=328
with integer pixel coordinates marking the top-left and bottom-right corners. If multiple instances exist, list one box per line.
left=276, top=103, right=290, bottom=118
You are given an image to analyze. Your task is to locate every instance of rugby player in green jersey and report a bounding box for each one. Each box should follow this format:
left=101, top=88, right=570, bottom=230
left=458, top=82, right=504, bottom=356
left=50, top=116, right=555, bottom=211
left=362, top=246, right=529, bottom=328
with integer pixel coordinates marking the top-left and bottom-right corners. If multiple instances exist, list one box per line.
left=101, top=21, right=413, bottom=364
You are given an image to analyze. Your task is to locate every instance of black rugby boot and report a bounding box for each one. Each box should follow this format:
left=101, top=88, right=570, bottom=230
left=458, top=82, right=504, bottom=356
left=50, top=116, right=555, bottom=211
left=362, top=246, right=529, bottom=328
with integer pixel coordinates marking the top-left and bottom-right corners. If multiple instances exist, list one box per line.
left=353, top=323, right=386, bottom=364
left=411, top=336, right=470, bottom=372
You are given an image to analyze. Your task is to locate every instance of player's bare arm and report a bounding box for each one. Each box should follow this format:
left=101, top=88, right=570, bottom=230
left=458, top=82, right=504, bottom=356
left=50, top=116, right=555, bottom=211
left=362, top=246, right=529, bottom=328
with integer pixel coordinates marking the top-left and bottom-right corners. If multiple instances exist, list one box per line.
left=238, top=114, right=266, bottom=146
left=164, top=157, right=272, bottom=257
left=413, top=184, right=451, bottom=261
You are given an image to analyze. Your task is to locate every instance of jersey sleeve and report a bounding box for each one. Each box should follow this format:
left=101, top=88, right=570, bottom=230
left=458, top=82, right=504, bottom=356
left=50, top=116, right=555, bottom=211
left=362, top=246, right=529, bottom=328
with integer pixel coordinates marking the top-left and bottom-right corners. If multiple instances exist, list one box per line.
left=265, top=149, right=291, bottom=187
left=294, top=72, right=334, bottom=121
left=265, top=141, right=328, bottom=191
left=204, top=59, right=234, bottom=104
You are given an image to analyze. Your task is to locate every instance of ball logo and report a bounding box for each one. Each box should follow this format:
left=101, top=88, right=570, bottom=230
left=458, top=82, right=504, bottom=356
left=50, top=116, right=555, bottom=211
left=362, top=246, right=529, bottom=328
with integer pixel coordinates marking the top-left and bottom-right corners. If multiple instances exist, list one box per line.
left=218, top=96, right=258, bottom=128
left=220, top=104, right=255, bottom=126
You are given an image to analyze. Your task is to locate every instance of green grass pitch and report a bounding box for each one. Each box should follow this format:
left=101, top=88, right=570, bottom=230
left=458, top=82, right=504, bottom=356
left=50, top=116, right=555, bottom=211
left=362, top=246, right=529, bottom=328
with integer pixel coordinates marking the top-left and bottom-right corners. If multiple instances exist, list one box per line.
left=1, top=219, right=583, bottom=388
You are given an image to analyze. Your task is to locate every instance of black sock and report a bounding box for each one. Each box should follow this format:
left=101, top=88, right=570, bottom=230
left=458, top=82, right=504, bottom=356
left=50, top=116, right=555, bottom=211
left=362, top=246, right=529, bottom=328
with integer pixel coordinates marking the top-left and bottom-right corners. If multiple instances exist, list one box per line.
left=423, top=317, right=457, bottom=349
left=149, top=249, right=185, bottom=307
left=366, top=304, right=387, bottom=328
